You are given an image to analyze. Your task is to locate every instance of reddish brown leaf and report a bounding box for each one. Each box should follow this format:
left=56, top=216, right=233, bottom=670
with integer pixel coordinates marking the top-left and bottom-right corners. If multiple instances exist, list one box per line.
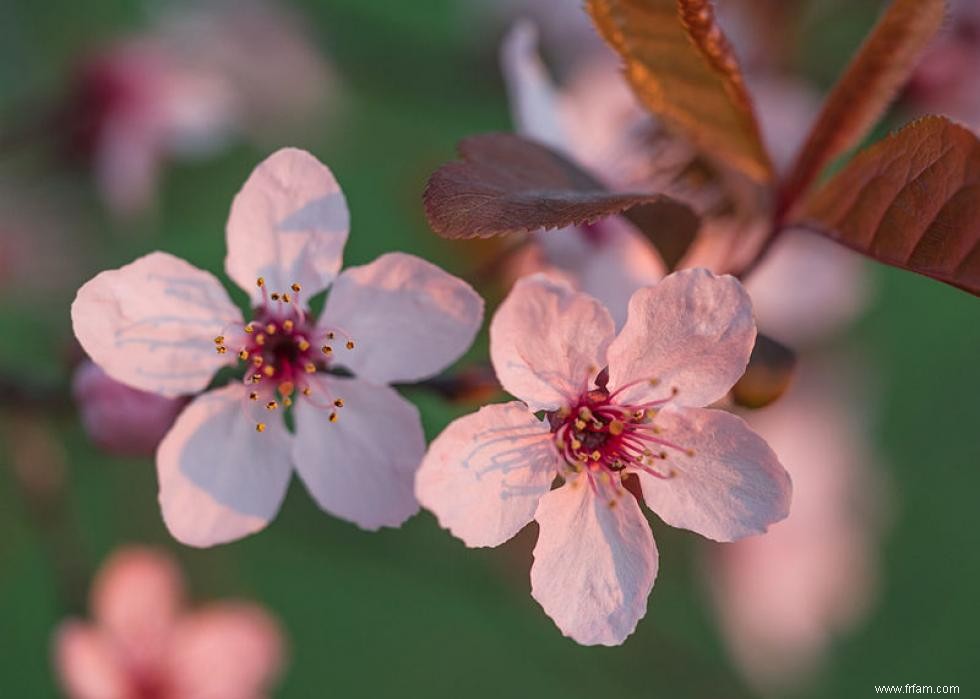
left=731, top=334, right=797, bottom=409
left=423, top=133, right=698, bottom=242
left=795, top=117, right=980, bottom=296
left=780, top=0, right=946, bottom=214
left=587, top=0, right=772, bottom=183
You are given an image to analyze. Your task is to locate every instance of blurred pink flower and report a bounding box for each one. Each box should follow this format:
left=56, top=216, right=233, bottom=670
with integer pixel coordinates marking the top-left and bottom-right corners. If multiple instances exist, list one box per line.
left=704, top=359, right=888, bottom=692
left=54, top=546, right=285, bottom=699
left=72, top=359, right=184, bottom=458
left=417, top=271, right=791, bottom=645
left=71, top=148, right=483, bottom=547
left=906, top=0, right=980, bottom=129
left=66, top=1, right=336, bottom=216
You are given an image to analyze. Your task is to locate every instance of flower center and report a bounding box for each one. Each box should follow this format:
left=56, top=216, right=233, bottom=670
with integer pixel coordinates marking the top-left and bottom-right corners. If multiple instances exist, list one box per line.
left=547, top=372, right=691, bottom=504
left=214, top=278, right=355, bottom=432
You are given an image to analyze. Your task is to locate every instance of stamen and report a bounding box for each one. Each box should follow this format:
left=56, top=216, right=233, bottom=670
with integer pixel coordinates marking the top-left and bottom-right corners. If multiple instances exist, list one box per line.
left=214, top=336, right=225, bottom=345
left=283, top=319, right=294, bottom=332
left=346, top=340, right=355, bottom=350
left=263, top=365, right=275, bottom=377
left=256, top=277, right=265, bottom=288
left=256, top=423, right=266, bottom=433
left=297, top=338, right=310, bottom=352
left=304, top=363, right=316, bottom=373
left=265, top=323, right=277, bottom=335
left=255, top=334, right=266, bottom=346
left=291, top=283, right=301, bottom=293
left=333, top=398, right=344, bottom=408
left=249, top=391, right=258, bottom=401
left=321, top=345, right=333, bottom=356
left=328, top=412, right=338, bottom=423
left=266, top=401, right=278, bottom=411
left=282, top=293, right=291, bottom=304
left=244, top=323, right=255, bottom=334
left=238, top=349, right=249, bottom=360
left=270, top=292, right=280, bottom=301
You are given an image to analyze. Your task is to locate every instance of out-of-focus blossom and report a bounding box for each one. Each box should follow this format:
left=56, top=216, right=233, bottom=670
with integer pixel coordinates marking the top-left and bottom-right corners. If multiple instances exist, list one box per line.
left=64, top=1, right=337, bottom=216
left=71, top=148, right=483, bottom=547
left=53, top=546, right=285, bottom=699
left=72, top=359, right=184, bottom=458
left=417, top=271, right=791, bottom=645
left=704, top=359, right=888, bottom=692
left=906, top=0, right=980, bottom=129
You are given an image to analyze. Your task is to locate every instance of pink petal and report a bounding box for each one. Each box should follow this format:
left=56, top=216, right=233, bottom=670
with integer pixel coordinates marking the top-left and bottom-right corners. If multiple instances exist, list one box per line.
left=71, top=252, right=243, bottom=398
left=320, top=252, right=483, bottom=384
left=490, top=275, right=615, bottom=411
left=53, top=622, right=129, bottom=699
left=90, top=547, right=184, bottom=669
left=291, top=375, right=425, bottom=530
left=416, top=402, right=558, bottom=547
left=169, top=603, right=284, bottom=699
left=225, top=148, right=349, bottom=303
left=606, top=268, right=756, bottom=408
left=500, top=20, right=569, bottom=151
left=638, top=404, right=791, bottom=542
left=531, top=480, right=658, bottom=646
left=745, top=230, right=871, bottom=346
left=157, top=385, right=293, bottom=547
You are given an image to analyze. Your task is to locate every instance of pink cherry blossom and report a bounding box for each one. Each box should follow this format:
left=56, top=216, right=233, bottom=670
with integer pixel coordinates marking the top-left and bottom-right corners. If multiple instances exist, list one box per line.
left=53, top=546, right=285, bottom=699
left=66, top=1, right=336, bottom=216
left=72, top=359, right=185, bottom=458
left=71, top=148, right=483, bottom=547
left=704, top=359, right=889, bottom=691
left=416, top=270, right=791, bottom=645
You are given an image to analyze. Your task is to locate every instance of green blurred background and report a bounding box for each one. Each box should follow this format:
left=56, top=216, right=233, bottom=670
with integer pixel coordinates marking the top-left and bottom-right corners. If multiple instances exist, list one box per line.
left=0, top=1, right=978, bottom=697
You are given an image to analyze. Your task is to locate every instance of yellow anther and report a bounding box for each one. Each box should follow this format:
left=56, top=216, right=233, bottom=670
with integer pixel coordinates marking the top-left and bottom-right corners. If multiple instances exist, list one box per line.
left=297, top=339, right=310, bottom=352
left=328, top=412, right=338, bottom=423
left=283, top=319, right=294, bottom=332
left=345, top=340, right=355, bottom=350
left=279, top=381, right=295, bottom=397
left=578, top=407, right=593, bottom=421
left=251, top=373, right=263, bottom=383
left=216, top=346, right=227, bottom=354
left=252, top=355, right=264, bottom=367
left=320, top=345, right=333, bottom=355
left=266, top=401, right=278, bottom=411
left=557, top=405, right=571, bottom=419
left=304, top=363, right=316, bottom=374
left=609, top=420, right=624, bottom=436
left=255, top=334, right=266, bottom=346
left=238, top=349, right=249, bottom=360
left=302, top=387, right=312, bottom=396
left=291, top=283, right=301, bottom=293
left=326, top=332, right=335, bottom=340
left=571, top=439, right=582, bottom=451
left=282, top=293, right=291, bottom=303
left=685, top=449, right=696, bottom=457
left=214, top=336, right=225, bottom=344
left=256, top=422, right=266, bottom=432
left=590, top=450, right=602, bottom=461
left=256, top=277, right=265, bottom=287
left=333, top=398, right=344, bottom=408
left=265, top=323, right=277, bottom=335
left=263, top=365, right=275, bottom=377
left=283, top=397, right=293, bottom=407
left=574, top=419, right=587, bottom=431
left=249, top=391, right=258, bottom=401
left=270, top=292, right=280, bottom=301
left=244, top=323, right=255, bottom=334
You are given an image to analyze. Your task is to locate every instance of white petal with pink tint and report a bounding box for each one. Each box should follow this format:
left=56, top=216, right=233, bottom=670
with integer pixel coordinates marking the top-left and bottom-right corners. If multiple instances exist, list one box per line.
left=71, top=252, right=242, bottom=398
left=157, top=384, right=293, bottom=547
left=169, top=603, right=284, bottom=699
left=54, top=622, right=129, bottom=699
left=225, top=148, right=349, bottom=303
left=638, top=405, right=791, bottom=542
left=91, top=548, right=184, bottom=670
left=500, top=21, right=569, bottom=152
left=490, top=275, right=615, bottom=411
left=531, top=480, right=658, bottom=646
left=607, top=268, right=756, bottom=407
left=292, top=376, right=425, bottom=530
left=321, top=252, right=483, bottom=384
left=416, top=402, right=558, bottom=547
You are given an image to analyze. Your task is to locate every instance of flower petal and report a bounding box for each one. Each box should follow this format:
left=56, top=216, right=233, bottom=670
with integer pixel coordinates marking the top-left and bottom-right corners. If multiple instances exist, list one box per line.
left=321, top=252, right=483, bottom=384
left=53, top=622, right=129, bottom=699
left=157, top=385, right=293, bottom=547
left=91, top=547, right=184, bottom=668
left=416, top=402, right=558, bottom=547
left=292, top=375, right=425, bottom=530
left=500, top=20, right=569, bottom=152
left=607, top=268, right=756, bottom=407
left=71, top=252, right=242, bottom=398
left=490, top=275, right=615, bottom=411
left=638, top=405, right=791, bottom=542
left=225, top=148, right=349, bottom=302
left=531, top=479, right=658, bottom=646
left=169, top=603, right=285, bottom=699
